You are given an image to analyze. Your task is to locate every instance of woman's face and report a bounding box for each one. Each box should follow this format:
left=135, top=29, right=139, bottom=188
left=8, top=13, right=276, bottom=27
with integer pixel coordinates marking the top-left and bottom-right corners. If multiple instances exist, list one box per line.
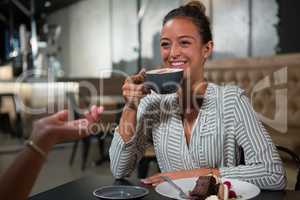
left=160, top=17, right=212, bottom=83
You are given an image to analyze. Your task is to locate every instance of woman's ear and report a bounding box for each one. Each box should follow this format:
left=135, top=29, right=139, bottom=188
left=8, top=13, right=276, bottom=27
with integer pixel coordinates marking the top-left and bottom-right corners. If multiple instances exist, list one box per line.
left=203, top=41, right=213, bottom=58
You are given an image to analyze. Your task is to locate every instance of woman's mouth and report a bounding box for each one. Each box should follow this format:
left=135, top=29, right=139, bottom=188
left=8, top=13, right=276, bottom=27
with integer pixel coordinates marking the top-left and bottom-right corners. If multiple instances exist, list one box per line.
left=169, top=61, right=187, bottom=69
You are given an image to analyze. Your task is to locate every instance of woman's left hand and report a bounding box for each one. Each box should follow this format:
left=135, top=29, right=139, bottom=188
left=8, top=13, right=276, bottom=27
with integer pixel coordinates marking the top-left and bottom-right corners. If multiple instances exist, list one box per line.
left=141, top=171, right=193, bottom=186
left=141, top=168, right=219, bottom=186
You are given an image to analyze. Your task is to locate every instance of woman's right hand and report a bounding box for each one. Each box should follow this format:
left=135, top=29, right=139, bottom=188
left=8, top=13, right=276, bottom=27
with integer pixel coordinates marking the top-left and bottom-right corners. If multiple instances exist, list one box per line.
left=122, top=69, right=149, bottom=110
left=118, top=69, right=149, bottom=142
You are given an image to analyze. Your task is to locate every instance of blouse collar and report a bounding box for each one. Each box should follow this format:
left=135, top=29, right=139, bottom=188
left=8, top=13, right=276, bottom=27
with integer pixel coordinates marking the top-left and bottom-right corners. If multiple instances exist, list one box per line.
left=169, top=82, right=217, bottom=114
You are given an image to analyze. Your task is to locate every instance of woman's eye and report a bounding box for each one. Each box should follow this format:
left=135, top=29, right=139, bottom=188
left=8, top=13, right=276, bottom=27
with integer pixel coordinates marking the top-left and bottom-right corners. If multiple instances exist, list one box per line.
left=180, top=40, right=191, bottom=47
left=160, top=42, right=170, bottom=48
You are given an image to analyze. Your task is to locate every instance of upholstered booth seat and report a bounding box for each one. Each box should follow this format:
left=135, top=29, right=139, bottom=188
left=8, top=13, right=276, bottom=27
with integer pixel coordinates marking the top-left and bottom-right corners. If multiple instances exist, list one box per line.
left=204, top=53, right=300, bottom=155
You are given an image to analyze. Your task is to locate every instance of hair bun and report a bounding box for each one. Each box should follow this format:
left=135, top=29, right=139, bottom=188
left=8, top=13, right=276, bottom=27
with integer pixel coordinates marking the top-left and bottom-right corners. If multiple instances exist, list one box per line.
left=184, top=0, right=206, bottom=14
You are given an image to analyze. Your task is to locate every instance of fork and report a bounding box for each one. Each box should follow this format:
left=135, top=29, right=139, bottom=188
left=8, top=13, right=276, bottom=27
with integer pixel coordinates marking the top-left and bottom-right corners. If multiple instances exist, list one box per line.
left=160, top=176, right=190, bottom=199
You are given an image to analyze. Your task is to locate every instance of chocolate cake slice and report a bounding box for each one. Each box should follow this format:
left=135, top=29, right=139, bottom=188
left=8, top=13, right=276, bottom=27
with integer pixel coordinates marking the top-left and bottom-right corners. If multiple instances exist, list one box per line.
left=189, top=176, right=220, bottom=200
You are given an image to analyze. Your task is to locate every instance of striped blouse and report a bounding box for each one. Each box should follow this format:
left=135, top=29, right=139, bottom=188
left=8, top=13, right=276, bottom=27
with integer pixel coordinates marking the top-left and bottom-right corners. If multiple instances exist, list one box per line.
left=109, top=83, right=287, bottom=190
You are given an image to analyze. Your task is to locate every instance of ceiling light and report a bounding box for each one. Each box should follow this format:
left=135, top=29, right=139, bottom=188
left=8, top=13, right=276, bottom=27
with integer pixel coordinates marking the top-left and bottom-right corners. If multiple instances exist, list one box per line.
left=44, top=1, right=51, bottom=8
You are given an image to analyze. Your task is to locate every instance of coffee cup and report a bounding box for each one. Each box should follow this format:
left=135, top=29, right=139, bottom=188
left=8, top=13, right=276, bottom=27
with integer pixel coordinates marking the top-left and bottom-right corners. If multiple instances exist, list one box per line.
left=144, top=68, right=183, bottom=94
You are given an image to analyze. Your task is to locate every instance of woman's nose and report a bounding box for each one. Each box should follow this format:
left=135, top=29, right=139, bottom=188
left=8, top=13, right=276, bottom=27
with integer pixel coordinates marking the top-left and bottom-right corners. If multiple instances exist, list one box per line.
left=170, top=44, right=181, bottom=58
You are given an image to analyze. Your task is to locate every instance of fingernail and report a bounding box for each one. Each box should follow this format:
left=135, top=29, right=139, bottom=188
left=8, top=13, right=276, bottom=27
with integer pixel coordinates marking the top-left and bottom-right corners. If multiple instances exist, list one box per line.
left=140, top=68, right=146, bottom=75
left=97, top=106, right=104, bottom=113
left=140, top=179, right=149, bottom=184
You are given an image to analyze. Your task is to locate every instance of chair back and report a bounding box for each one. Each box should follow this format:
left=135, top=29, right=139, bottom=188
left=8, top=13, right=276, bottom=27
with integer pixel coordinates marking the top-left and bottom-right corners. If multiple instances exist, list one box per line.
left=276, top=145, right=300, bottom=191
left=66, top=92, right=82, bottom=120
left=0, top=93, right=23, bottom=138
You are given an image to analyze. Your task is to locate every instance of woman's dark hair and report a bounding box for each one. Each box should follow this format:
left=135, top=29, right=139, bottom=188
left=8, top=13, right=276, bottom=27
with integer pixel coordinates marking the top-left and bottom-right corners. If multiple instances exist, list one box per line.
left=163, top=1, right=212, bottom=44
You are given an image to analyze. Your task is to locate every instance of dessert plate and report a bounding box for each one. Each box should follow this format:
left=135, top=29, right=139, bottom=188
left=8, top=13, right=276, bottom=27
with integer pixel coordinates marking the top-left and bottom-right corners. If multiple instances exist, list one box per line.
left=155, top=177, right=260, bottom=200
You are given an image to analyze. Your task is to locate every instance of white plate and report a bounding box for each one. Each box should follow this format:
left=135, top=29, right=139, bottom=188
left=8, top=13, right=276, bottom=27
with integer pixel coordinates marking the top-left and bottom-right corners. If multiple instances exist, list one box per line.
left=155, top=177, right=260, bottom=200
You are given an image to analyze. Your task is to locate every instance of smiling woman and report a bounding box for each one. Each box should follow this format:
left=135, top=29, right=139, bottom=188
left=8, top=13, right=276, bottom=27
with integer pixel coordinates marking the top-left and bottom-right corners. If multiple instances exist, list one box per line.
left=160, top=16, right=212, bottom=86
left=109, top=0, right=287, bottom=192
left=160, top=0, right=212, bottom=84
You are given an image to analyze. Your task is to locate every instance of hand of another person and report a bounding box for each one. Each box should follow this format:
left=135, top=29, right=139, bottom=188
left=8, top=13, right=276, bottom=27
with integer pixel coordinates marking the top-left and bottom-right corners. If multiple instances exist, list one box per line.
left=30, top=106, right=104, bottom=153
left=122, top=69, right=149, bottom=110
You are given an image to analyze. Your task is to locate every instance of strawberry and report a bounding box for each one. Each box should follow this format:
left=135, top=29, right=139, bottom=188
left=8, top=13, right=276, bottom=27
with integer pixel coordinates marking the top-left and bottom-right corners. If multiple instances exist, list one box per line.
left=223, top=181, right=232, bottom=189
left=228, top=190, right=237, bottom=198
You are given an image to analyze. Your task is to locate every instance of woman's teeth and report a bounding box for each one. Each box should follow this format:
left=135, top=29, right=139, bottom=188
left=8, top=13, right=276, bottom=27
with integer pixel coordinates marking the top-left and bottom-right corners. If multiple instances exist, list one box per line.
left=171, top=61, right=185, bottom=67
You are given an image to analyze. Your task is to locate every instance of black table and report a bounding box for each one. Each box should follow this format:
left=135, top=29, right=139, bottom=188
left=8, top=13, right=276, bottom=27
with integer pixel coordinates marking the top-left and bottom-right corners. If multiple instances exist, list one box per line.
left=29, top=175, right=300, bottom=200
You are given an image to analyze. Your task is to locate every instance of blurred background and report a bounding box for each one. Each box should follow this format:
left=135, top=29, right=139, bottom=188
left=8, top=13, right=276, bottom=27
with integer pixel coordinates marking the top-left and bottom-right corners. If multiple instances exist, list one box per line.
left=0, top=0, right=299, bottom=196
left=0, top=0, right=299, bottom=77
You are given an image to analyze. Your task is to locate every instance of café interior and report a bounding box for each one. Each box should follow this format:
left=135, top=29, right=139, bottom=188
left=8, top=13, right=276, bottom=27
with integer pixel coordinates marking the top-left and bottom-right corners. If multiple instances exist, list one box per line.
left=0, top=0, right=299, bottom=199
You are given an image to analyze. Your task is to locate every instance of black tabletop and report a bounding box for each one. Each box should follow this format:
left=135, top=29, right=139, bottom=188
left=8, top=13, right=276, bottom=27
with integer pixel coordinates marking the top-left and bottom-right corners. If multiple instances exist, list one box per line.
left=29, top=175, right=300, bottom=200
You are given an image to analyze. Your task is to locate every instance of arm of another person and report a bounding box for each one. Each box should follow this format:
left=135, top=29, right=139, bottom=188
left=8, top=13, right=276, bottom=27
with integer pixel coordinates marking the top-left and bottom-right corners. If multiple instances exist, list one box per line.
left=219, top=90, right=287, bottom=190
left=0, top=106, right=103, bottom=200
